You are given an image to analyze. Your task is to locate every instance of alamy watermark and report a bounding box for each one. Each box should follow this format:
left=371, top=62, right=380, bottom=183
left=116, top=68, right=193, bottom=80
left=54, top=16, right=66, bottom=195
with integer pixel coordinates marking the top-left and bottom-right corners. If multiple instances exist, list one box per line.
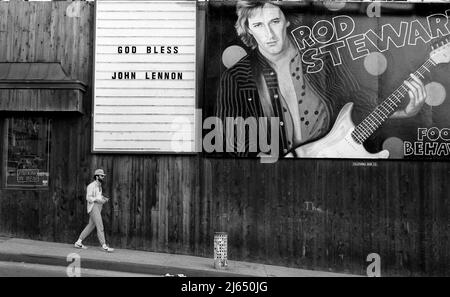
left=66, top=253, right=81, bottom=277
left=366, top=253, right=381, bottom=277
left=170, top=109, right=281, bottom=164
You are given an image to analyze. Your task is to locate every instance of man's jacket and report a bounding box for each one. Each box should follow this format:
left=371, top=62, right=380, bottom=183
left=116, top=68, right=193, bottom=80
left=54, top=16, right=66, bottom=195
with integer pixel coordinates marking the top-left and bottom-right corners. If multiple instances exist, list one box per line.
left=215, top=48, right=378, bottom=157
left=86, top=180, right=103, bottom=214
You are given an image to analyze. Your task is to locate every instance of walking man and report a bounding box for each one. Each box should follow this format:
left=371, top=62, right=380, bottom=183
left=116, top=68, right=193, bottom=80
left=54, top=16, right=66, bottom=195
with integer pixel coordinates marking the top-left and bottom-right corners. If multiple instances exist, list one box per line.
left=74, top=169, right=114, bottom=252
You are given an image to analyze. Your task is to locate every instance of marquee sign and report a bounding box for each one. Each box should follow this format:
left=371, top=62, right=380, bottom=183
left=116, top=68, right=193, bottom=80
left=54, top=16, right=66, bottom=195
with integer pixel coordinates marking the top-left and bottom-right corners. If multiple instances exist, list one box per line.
left=93, top=0, right=197, bottom=153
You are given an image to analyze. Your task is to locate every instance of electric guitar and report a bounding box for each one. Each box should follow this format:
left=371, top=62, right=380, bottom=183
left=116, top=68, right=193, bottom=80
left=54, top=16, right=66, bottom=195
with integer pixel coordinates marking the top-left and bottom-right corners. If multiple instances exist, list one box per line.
left=287, top=38, right=450, bottom=159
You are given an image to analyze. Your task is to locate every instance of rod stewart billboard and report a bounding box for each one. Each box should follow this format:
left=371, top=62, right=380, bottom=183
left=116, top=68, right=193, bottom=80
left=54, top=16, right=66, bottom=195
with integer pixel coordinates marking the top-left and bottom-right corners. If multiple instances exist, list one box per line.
left=202, top=0, right=450, bottom=160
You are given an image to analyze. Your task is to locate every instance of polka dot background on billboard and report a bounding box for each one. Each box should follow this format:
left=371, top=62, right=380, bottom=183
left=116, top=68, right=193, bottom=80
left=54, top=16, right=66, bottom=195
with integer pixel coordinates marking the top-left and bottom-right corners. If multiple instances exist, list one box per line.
left=364, top=52, right=387, bottom=76
left=222, top=45, right=247, bottom=69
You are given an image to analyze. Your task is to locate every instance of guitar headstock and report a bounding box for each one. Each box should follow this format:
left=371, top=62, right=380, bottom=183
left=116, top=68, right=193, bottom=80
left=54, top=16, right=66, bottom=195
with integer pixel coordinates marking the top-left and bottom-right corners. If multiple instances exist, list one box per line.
left=430, top=37, right=450, bottom=65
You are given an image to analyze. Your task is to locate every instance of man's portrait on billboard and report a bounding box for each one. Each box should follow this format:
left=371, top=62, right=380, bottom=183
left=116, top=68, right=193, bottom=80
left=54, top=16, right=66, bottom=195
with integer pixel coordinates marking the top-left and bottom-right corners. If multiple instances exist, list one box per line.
left=204, top=0, right=450, bottom=160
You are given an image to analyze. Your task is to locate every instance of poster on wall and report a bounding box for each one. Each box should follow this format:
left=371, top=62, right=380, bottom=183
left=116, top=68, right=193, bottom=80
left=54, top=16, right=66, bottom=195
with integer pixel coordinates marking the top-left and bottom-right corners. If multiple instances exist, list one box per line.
left=202, top=0, right=450, bottom=161
left=93, top=0, right=197, bottom=153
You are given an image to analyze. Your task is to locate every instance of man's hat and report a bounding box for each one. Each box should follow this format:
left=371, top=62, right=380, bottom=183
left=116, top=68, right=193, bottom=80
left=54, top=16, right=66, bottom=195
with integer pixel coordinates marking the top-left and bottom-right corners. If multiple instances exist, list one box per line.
left=94, top=169, right=105, bottom=176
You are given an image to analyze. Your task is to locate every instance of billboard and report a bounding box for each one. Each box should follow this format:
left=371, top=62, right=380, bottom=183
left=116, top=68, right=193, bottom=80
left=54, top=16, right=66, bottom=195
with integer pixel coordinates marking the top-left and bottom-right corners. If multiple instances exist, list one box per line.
left=202, top=1, right=450, bottom=160
left=93, top=0, right=197, bottom=153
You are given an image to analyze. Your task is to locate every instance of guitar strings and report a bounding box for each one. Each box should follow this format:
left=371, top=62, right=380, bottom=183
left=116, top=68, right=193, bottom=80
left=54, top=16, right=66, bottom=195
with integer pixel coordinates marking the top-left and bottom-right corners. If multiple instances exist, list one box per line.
left=352, top=59, right=435, bottom=144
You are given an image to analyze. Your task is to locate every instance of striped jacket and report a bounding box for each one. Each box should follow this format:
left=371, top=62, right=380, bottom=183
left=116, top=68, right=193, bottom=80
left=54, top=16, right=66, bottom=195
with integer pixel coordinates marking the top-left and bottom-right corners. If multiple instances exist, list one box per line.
left=215, top=49, right=378, bottom=157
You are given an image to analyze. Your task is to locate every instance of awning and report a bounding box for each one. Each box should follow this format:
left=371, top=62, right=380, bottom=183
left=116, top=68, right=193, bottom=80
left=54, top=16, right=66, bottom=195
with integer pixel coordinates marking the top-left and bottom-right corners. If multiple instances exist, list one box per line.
left=0, top=62, right=86, bottom=113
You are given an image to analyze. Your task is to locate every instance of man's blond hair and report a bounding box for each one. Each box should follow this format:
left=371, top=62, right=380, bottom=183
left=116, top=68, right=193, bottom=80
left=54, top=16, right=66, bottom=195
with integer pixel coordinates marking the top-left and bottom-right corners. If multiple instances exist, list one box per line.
left=235, top=0, right=284, bottom=49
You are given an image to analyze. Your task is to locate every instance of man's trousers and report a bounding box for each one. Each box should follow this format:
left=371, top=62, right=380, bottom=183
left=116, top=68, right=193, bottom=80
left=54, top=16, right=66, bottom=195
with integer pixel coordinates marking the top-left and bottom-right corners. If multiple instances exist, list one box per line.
left=79, top=203, right=106, bottom=246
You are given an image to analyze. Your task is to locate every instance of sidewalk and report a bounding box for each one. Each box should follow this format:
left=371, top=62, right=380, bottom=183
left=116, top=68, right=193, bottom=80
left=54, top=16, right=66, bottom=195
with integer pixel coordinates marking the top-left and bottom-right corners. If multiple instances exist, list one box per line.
left=0, top=237, right=358, bottom=277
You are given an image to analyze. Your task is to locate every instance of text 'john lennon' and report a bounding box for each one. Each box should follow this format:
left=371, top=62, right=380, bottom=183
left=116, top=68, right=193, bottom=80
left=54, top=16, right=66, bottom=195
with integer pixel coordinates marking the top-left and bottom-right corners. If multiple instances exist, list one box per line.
left=111, top=72, right=183, bottom=80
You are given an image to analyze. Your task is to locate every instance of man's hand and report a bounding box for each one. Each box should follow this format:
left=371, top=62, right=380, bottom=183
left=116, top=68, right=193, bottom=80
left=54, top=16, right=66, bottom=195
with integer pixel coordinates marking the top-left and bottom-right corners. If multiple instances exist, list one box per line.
left=94, top=196, right=109, bottom=204
left=391, top=73, right=426, bottom=119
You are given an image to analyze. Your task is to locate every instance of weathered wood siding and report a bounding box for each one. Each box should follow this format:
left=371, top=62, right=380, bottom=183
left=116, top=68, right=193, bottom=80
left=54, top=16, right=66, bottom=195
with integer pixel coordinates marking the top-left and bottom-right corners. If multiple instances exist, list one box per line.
left=0, top=1, right=449, bottom=276
left=0, top=89, right=83, bottom=113
left=0, top=1, right=94, bottom=242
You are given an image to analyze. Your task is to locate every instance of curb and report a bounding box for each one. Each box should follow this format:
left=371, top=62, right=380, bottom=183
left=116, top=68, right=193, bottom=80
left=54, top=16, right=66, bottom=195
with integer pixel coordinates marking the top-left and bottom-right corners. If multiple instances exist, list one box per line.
left=0, top=252, right=254, bottom=277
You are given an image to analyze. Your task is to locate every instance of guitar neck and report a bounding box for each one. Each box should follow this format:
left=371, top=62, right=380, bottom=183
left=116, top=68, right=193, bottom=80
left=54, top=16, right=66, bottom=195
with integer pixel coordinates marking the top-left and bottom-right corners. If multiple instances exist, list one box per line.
left=351, top=58, right=436, bottom=144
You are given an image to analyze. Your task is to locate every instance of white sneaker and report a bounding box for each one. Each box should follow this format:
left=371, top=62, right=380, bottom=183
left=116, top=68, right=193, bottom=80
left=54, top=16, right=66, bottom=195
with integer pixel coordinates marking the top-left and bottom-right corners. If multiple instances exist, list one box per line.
left=102, top=245, right=114, bottom=253
left=74, top=242, right=87, bottom=249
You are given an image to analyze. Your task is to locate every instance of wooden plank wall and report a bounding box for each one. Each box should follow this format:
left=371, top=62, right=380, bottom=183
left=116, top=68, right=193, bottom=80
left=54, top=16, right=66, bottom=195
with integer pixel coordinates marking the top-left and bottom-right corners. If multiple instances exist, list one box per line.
left=0, top=89, right=83, bottom=112
left=202, top=159, right=449, bottom=276
left=0, top=1, right=449, bottom=276
left=0, top=1, right=94, bottom=243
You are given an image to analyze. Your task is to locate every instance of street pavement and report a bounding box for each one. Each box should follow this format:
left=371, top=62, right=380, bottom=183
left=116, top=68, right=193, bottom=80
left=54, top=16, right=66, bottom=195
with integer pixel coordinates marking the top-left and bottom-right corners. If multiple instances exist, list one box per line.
left=0, top=261, right=160, bottom=277
left=0, top=237, right=359, bottom=277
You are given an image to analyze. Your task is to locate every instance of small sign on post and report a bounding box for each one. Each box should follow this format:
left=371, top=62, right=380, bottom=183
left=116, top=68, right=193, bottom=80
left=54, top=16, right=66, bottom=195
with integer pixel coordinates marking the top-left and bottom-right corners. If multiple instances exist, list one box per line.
left=214, top=232, right=228, bottom=269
